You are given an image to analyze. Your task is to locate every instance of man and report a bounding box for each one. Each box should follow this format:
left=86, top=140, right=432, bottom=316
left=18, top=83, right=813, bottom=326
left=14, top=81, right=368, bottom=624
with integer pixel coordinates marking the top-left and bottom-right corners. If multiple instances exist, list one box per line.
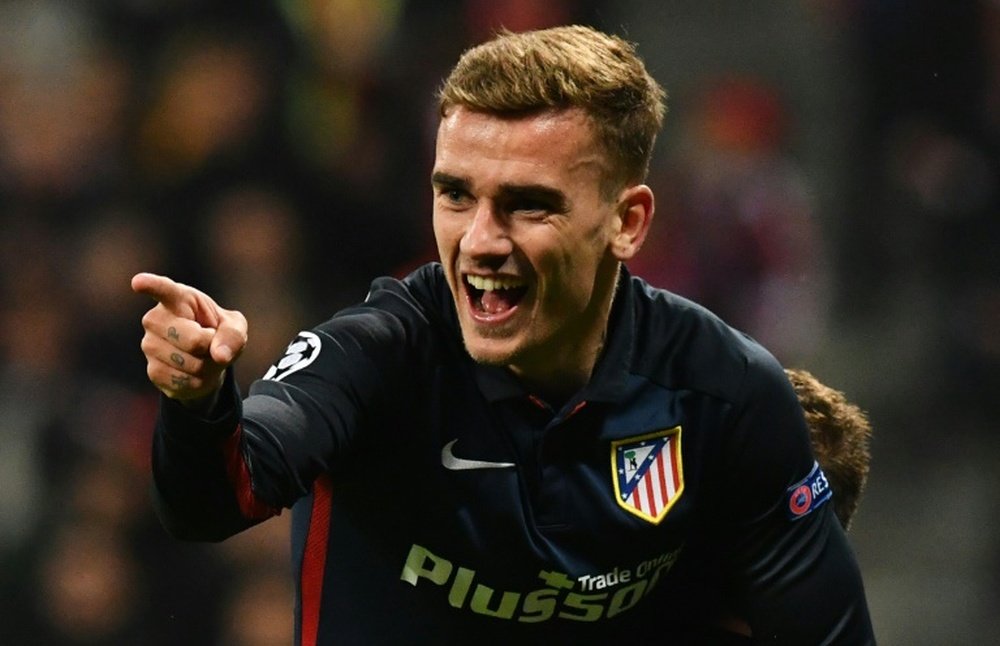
left=134, top=25, right=875, bottom=644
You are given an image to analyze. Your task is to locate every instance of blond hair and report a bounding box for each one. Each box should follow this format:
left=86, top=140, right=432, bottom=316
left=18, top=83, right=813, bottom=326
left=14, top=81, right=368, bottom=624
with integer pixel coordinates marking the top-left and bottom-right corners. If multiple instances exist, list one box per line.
left=438, top=25, right=666, bottom=195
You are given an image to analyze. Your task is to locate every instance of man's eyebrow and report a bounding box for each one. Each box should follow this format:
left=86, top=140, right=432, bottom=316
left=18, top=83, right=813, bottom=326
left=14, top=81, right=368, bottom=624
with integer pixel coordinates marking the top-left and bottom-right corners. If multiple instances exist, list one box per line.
left=431, top=174, right=568, bottom=210
left=498, top=183, right=568, bottom=209
left=431, top=172, right=469, bottom=190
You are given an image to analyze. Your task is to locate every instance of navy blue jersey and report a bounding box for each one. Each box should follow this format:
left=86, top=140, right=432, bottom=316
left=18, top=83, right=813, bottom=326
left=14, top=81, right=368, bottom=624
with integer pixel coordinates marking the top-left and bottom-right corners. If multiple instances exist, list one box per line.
left=152, top=263, right=874, bottom=644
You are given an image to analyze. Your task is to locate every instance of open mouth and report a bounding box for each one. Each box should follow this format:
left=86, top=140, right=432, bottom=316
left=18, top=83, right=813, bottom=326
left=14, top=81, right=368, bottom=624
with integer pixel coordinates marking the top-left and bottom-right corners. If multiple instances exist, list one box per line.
left=465, top=274, right=528, bottom=316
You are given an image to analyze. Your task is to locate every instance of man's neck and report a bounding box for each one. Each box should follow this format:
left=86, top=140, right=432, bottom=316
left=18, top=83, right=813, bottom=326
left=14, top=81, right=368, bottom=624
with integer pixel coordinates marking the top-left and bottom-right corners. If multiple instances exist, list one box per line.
left=508, top=265, right=620, bottom=408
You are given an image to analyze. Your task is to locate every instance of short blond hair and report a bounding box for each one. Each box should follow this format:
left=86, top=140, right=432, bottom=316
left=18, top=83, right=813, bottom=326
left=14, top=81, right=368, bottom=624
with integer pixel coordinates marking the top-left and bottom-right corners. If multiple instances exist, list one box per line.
left=438, top=25, right=666, bottom=195
left=787, top=369, right=873, bottom=530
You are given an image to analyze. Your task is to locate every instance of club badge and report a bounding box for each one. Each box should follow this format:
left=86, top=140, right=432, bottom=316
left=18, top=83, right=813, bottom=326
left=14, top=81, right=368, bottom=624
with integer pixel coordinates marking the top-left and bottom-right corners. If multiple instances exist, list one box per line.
left=612, top=427, right=684, bottom=524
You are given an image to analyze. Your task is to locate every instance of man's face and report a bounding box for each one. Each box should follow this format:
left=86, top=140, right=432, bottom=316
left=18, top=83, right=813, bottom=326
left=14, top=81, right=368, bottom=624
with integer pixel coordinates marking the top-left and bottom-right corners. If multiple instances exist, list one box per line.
left=432, top=106, right=625, bottom=382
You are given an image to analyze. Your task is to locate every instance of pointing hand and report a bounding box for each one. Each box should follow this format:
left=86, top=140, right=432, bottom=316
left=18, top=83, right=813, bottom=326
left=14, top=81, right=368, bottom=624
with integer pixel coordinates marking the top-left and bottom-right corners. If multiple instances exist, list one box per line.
left=132, top=272, right=248, bottom=402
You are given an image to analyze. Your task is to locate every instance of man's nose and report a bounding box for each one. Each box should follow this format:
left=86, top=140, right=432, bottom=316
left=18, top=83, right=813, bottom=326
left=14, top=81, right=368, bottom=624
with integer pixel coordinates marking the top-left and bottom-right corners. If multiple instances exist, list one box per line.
left=460, top=202, right=513, bottom=258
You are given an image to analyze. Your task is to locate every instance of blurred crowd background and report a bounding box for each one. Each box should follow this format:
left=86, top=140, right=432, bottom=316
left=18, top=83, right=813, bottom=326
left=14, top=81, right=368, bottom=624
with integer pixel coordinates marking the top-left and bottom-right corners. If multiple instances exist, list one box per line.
left=0, top=0, right=995, bottom=644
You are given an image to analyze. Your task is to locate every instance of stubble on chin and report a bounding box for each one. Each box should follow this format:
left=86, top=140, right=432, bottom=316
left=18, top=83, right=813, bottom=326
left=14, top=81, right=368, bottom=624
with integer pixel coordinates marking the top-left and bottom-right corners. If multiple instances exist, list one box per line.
left=459, top=324, right=519, bottom=367
left=461, top=337, right=515, bottom=367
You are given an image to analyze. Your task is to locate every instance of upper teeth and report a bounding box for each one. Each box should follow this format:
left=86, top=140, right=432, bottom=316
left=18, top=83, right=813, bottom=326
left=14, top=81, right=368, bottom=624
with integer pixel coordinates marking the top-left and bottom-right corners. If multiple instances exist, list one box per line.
left=467, top=275, right=524, bottom=291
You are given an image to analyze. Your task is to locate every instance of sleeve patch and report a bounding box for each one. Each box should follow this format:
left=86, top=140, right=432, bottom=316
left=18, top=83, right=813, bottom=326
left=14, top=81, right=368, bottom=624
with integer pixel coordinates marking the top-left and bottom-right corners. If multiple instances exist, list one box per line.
left=263, top=331, right=322, bottom=382
left=786, top=461, right=832, bottom=521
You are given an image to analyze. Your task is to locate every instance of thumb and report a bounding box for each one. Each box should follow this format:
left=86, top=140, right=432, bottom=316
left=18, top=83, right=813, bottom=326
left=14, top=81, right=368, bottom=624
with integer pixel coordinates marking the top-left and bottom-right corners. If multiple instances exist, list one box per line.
left=210, top=307, right=249, bottom=365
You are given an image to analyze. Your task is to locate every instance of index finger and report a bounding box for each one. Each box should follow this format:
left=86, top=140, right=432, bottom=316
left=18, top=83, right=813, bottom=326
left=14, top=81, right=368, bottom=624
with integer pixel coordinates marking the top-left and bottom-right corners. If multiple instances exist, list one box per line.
left=132, top=272, right=191, bottom=315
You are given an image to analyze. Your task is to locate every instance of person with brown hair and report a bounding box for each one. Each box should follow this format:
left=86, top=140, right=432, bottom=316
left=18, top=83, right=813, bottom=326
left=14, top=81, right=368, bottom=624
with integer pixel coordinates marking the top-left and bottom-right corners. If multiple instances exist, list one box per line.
left=787, top=368, right=873, bottom=531
left=134, top=25, right=874, bottom=644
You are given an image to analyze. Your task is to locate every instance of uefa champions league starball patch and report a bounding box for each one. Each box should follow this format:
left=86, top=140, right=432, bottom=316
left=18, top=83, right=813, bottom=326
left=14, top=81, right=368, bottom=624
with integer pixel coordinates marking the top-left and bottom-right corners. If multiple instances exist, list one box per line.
left=611, top=427, right=684, bottom=524
left=263, top=331, right=322, bottom=381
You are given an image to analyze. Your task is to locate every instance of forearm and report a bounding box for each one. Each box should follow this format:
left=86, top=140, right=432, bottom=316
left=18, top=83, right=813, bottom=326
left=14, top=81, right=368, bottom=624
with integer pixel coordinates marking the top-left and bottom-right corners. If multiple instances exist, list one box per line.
left=151, top=370, right=262, bottom=541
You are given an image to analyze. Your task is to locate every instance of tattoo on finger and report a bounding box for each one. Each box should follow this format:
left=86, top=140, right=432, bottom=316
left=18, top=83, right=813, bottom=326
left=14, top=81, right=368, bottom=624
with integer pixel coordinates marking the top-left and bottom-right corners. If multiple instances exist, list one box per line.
left=171, top=374, right=191, bottom=389
left=168, top=326, right=180, bottom=341
left=170, top=352, right=185, bottom=367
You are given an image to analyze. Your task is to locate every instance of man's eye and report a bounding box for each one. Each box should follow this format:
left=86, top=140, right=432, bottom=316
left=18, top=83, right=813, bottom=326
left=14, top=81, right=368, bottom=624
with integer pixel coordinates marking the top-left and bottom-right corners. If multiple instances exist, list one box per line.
left=438, top=188, right=471, bottom=207
left=447, top=188, right=472, bottom=202
left=509, top=200, right=549, bottom=214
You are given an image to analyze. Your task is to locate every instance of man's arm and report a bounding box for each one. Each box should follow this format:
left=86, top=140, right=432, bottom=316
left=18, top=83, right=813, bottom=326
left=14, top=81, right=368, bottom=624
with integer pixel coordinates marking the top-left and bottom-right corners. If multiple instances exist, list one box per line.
left=149, top=369, right=275, bottom=541
left=133, top=273, right=271, bottom=541
left=720, top=355, right=875, bottom=644
left=133, top=273, right=418, bottom=541
left=714, top=367, right=875, bottom=641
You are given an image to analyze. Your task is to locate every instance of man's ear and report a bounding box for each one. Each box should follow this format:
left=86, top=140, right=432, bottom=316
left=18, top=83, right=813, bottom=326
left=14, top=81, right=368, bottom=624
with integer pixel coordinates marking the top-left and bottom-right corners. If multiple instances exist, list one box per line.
left=611, top=184, right=654, bottom=261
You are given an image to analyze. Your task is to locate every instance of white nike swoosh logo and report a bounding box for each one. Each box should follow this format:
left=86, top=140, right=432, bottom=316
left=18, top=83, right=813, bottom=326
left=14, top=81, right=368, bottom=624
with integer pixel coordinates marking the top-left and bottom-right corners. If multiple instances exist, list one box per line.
left=441, top=439, right=516, bottom=471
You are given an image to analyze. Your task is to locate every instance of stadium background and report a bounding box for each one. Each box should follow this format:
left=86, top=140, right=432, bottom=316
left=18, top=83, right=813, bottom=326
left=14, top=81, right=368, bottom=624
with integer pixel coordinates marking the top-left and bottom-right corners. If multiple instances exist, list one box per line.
left=0, top=0, right=995, bottom=643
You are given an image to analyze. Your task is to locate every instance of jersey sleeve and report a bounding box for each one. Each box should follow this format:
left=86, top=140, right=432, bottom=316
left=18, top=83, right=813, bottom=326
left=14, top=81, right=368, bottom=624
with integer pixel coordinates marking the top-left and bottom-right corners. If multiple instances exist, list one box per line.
left=151, top=368, right=263, bottom=541
left=716, top=351, right=875, bottom=644
left=151, top=294, right=420, bottom=542
left=238, top=310, right=414, bottom=508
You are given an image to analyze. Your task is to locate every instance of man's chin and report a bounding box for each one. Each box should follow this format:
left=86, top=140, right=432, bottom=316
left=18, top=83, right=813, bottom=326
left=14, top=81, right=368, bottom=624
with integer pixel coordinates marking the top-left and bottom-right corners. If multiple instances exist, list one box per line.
left=461, top=336, right=518, bottom=367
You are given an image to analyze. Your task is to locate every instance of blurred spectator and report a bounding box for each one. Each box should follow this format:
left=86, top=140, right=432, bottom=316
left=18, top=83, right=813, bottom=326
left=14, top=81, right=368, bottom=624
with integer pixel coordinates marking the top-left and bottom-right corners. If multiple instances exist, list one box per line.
left=202, top=187, right=303, bottom=293
left=0, top=294, right=73, bottom=552
left=1, top=452, right=152, bottom=645
left=279, top=0, right=433, bottom=308
left=216, top=516, right=294, bottom=646
left=134, top=29, right=277, bottom=188
left=25, top=521, right=146, bottom=645
left=867, top=113, right=999, bottom=434
left=0, top=246, right=79, bottom=555
left=0, top=1, right=130, bottom=215
left=633, top=76, right=829, bottom=363
left=70, top=207, right=170, bottom=388
left=199, top=185, right=310, bottom=388
left=461, top=0, right=581, bottom=42
left=217, top=566, right=295, bottom=646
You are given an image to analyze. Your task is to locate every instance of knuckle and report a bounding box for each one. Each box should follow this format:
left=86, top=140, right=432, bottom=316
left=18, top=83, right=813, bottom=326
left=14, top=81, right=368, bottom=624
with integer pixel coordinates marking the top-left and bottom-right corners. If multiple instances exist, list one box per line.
left=184, top=356, right=205, bottom=375
left=186, top=338, right=210, bottom=357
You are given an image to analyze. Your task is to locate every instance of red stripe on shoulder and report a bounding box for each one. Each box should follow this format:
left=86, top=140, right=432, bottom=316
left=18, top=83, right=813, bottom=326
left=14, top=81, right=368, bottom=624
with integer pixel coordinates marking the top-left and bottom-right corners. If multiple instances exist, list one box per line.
left=222, top=424, right=281, bottom=520
left=300, top=474, right=333, bottom=646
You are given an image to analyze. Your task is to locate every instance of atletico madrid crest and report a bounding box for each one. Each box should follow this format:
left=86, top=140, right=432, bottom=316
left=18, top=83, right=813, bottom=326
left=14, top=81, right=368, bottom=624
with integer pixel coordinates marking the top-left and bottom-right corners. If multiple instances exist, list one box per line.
left=611, top=427, right=684, bottom=524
